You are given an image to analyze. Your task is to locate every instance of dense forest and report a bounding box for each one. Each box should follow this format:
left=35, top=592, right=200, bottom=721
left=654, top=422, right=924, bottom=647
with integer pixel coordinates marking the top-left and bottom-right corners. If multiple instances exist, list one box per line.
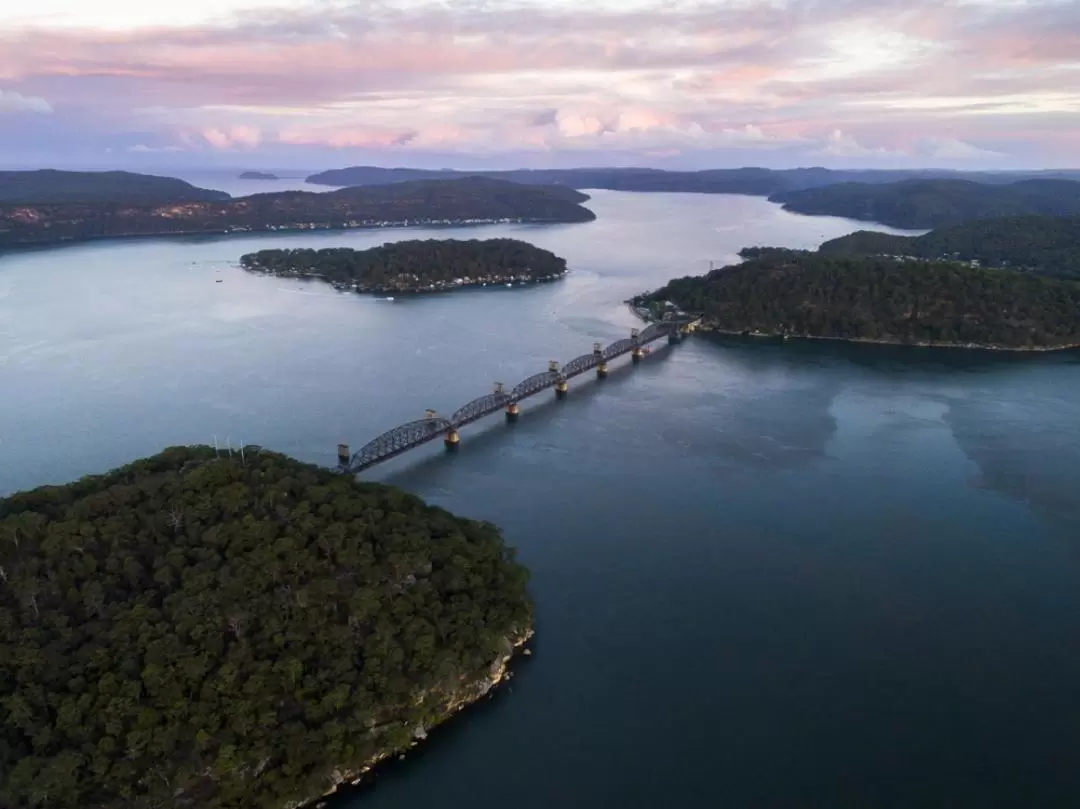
left=0, top=447, right=533, bottom=809
left=0, top=170, right=228, bottom=204
left=306, top=165, right=1080, bottom=195
left=819, top=215, right=1080, bottom=280
left=240, top=238, right=568, bottom=292
left=649, top=250, right=1080, bottom=350
left=771, top=178, right=1080, bottom=229
left=0, top=177, right=595, bottom=250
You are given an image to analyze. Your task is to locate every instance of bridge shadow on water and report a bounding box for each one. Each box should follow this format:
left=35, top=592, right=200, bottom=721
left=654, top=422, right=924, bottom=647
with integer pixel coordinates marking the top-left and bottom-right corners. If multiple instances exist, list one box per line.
left=375, top=343, right=675, bottom=490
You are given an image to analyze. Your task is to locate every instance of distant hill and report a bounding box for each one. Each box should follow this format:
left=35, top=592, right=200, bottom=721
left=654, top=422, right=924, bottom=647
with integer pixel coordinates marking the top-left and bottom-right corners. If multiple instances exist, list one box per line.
left=0, top=170, right=229, bottom=204
left=0, top=177, right=595, bottom=249
left=819, top=215, right=1080, bottom=280
left=307, top=165, right=1080, bottom=197
left=238, top=171, right=279, bottom=180
left=771, top=178, right=1080, bottom=229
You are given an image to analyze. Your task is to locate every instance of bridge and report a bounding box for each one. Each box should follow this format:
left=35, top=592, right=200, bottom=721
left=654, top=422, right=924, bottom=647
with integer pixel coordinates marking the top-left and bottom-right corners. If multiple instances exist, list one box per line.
left=338, top=316, right=698, bottom=474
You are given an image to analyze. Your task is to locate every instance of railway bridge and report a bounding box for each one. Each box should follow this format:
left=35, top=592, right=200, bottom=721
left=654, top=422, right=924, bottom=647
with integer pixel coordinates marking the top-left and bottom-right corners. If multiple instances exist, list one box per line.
left=338, top=317, right=698, bottom=474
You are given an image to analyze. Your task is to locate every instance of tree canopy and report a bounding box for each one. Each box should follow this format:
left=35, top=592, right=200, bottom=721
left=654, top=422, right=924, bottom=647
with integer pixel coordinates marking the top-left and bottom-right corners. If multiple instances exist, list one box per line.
left=0, top=446, right=532, bottom=809
left=772, top=178, right=1080, bottom=229
left=239, top=238, right=568, bottom=291
left=649, top=250, right=1080, bottom=350
left=819, top=215, right=1080, bottom=280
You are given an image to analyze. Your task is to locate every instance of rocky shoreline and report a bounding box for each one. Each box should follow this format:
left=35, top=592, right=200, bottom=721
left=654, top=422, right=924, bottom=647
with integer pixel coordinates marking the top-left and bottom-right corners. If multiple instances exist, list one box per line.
left=286, top=627, right=535, bottom=809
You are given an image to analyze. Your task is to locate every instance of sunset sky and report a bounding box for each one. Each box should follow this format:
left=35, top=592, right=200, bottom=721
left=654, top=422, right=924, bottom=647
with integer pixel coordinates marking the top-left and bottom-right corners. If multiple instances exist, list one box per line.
left=1, top=0, right=1077, bottom=171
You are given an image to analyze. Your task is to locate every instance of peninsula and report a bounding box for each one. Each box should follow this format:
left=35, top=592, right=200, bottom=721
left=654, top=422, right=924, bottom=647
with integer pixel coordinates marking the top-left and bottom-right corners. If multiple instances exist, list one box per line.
left=770, top=178, right=1080, bottom=229
left=0, top=176, right=595, bottom=251
left=819, top=214, right=1080, bottom=281
left=0, top=446, right=533, bottom=809
left=239, top=171, right=279, bottom=180
left=645, top=249, right=1080, bottom=351
left=240, top=238, right=568, bottom=293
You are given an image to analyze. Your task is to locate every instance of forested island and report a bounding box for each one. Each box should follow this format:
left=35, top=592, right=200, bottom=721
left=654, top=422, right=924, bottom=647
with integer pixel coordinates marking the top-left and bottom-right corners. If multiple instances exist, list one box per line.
left=819, top=215, right=1080, bottom=280
left=0, top=177, right=595, bottom=251
left=771, top=178, right=1080, bottom=229
left=0, top=446, right=533, bottom=809
left=240, top=238, right=568, bottom=293
left=239, top=171, right=279, bottom=180
left=645, top=250, right=1080, bottom=351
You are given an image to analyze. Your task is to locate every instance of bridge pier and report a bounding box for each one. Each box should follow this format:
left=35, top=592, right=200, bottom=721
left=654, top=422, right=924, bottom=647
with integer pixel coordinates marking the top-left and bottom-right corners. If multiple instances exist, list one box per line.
left=597, top=361, right=609, bottom=379
left=668, top=329, right=684, bottom=344
left=444, top=429, right=460, bottom=451
left=631, top=346, right=644, bottom=363
left=506, top=402, right=520, bottom=422
left=555, top=380, right=569, bottom=399
left=337, top=443, right=350, bottom=466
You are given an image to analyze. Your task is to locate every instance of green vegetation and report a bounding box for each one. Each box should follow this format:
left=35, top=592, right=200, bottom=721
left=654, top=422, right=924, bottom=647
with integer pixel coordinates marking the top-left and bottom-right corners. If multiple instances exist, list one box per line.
left=0, top=170, right=228, bottom=204
left=0, top=446, right=532, bottom=809
left=772, top=178, right=1080, bottom=229
left=0, top=177, right=595, bottom=250
left=649, top=250, right=1080, bottom=350
left=820, top=215, right=1080, bottom=280
left=240, top=238, right=568, bottom=292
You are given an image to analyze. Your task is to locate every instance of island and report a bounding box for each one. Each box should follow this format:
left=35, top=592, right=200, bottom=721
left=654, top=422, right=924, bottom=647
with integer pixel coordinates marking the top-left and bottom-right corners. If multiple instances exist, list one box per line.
left=642, top=249, right=1080, bottom=351
left=819, top=214, right=1080, bottom=281
left=0, top=446, right=533, bottom=809
left=240, top=238, right=568, bottom=293
left=0, top=177, right=596, bottom=251
left=0, top=169, right=228, bottom=204
left=239, top=171, right=279, bottom=180
left=769, top=178, right=1080, bottom=229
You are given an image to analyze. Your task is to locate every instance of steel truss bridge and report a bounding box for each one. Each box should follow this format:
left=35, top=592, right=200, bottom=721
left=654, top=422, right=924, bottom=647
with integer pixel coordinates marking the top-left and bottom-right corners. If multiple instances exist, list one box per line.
left=341, top=318, right=696, bottom=474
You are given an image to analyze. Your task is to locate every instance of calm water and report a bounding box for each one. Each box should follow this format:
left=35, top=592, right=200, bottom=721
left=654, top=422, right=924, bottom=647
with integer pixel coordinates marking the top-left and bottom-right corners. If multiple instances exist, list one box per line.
left=2, top=191, right=1080, bottom=808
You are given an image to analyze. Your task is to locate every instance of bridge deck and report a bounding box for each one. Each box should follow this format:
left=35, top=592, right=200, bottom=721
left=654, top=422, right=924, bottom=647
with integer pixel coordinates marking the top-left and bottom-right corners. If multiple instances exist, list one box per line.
left=347, top=319, right=690, bottom=473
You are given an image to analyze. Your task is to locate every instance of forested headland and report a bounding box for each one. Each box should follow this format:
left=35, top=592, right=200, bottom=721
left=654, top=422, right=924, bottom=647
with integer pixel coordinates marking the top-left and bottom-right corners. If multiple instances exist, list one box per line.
left=0, top=446, right=533, bottom=809
left=819, top=215, right=1080, bottom=280
left=0, top=177, right=595, bottom=251
left=240, top=238, right=568, bottom=293
left=770, top=178, right=1080, bottom=229
left=647, top=250, right=1080, bottom=351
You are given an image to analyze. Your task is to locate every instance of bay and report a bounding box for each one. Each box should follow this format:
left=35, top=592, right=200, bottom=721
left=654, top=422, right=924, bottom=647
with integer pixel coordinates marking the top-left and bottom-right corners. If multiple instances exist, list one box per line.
left=2, top=189, right=1079, bottom=808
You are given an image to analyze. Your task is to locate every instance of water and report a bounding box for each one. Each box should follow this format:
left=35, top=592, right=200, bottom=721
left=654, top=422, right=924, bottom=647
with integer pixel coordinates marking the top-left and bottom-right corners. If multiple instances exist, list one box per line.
left=2, top=191, right=1080, bottom=808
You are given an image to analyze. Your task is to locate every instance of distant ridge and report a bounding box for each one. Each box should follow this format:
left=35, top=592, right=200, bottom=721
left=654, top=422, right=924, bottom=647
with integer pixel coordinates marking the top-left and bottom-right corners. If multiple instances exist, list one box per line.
left=0, top=176, right=595, bottom=250
left=0, top=169, right=229, bottom=204
left=307, top=165, right=1080, bottom=198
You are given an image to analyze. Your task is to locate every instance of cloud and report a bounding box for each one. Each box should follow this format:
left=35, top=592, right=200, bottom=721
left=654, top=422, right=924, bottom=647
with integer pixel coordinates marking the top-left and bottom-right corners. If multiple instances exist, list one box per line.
left=200, top=125, right=262, bottom=149
left=127, top=143, right=183, bottom=153
left=0, top=0, right=1077, bottom=168
left=0, top=88, right=51, bottom=113
left=817, top=130, right=900, bottom=159
left=916, top=137, right=1006, bottom=161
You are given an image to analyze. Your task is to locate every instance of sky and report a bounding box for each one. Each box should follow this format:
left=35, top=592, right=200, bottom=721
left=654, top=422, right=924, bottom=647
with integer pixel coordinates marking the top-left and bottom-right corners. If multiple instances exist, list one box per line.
left=0, top=0, right=1077, bottom=172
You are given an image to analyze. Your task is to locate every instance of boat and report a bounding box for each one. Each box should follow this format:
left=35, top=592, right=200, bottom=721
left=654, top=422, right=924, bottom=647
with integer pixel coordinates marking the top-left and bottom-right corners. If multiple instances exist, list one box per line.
left=216, top=279, right=223, bottom=283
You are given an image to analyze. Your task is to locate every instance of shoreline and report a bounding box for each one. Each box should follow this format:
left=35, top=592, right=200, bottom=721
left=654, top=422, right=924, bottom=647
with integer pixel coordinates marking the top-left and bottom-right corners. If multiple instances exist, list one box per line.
left=695, top=324, right=1080, bottom=353
left=241, top=266, right=567, bottom=296
left=289, top=628, right=535, bottom=809
left=0, top=216, right=587, bottom=259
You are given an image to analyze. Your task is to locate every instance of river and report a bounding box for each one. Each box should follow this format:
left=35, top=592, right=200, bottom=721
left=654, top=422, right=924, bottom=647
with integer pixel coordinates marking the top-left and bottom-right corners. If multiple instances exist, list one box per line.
left=2, top=189, right=1079, bottom=808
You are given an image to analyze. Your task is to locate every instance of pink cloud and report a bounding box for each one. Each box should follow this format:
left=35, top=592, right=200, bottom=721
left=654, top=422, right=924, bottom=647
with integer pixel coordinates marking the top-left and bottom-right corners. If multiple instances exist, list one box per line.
left=0, top=0, right=1076, bottom=167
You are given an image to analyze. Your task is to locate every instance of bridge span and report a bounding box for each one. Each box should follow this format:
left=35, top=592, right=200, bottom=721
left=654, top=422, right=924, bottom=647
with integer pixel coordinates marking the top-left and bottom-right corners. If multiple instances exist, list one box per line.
left=338, top=317, right=697, bottom=474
